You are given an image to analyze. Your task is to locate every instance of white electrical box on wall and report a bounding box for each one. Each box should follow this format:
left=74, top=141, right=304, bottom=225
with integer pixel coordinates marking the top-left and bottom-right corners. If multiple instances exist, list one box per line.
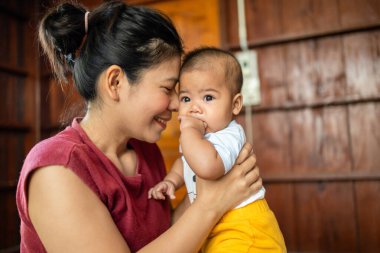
left=235, top=50, right=261, bottom=106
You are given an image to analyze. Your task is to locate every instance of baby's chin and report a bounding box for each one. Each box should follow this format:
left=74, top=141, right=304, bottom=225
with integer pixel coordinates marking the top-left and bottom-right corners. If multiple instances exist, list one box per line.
left=206, top=122, right=232, bottom=134
left=205, top=126, right=220, bottom=134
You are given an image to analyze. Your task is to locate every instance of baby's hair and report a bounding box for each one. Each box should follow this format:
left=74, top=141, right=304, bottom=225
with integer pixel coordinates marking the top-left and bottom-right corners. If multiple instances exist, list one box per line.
left=180, top=47, right=243, bottom=95
left=38, top=0, right=183, bottom=101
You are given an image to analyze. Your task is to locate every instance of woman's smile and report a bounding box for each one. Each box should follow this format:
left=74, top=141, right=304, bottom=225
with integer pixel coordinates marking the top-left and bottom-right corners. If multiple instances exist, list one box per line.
left=154, top=116, right=170, bottom=129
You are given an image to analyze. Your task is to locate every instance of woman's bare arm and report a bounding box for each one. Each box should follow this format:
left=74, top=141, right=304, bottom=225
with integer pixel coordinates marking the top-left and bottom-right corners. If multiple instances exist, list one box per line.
left=28, top=143, right=261, bottom=253
left=28, top=166, right=131, bottom=253
left=171, top=195, right=190, bottom=224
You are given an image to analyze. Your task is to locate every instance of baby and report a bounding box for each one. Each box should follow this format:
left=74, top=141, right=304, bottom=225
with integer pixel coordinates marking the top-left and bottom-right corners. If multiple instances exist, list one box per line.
left=149, top=47, right=286, bottom=253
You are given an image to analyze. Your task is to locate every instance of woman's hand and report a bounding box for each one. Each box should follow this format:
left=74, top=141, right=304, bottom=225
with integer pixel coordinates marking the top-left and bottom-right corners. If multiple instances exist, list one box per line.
left=195, top=142, right=262, bottom=215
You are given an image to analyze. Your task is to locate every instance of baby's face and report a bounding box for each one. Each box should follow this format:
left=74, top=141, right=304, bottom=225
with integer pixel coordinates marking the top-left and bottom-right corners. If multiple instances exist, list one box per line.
left=178, top=68, right=235, bottom=133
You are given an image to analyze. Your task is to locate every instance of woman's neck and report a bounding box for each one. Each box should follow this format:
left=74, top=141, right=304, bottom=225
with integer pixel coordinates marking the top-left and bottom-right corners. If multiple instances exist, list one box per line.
left=80, top=111, right=138, bottom=176
left=80, top=110, right=129, bottom=157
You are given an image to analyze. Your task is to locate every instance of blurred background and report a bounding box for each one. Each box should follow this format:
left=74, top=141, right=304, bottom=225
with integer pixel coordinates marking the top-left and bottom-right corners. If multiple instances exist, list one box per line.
left=0, top=0, right=379, bottom=252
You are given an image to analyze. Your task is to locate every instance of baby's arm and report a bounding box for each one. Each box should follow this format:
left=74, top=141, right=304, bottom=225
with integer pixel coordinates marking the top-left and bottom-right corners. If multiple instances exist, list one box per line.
left=148, top=158, right=184, bottom=200
left=179, top=115, right=225, bottom=180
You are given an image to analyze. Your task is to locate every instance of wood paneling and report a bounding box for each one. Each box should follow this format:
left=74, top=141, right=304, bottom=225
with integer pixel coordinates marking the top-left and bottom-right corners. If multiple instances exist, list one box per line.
left=349, top=103, right=380, bottom=171
left=223, top=0, right=380, bottom=252
left=0, top=1, right=38, bottom=252
left=339, top=0, right=380, bottom=27
left=225, top=0, right=380, bottom=49
left=343, top=31, right=380, bottom=98
left=284, top=36, right=346, bottom=104
left=265, top=184, right=296, bottom=250
left=2, top=0, right=378, bottom=252
left=257, top=45, right=287, bottom=106
left=281, top=0, right=341, bottom=36
left=237, top=112, right=291, bottom=176
left=289, top=107, right=351, bottom=174
left=295, top=183, right=357, bottom=252
left=355, top=181, right=380, bottom=252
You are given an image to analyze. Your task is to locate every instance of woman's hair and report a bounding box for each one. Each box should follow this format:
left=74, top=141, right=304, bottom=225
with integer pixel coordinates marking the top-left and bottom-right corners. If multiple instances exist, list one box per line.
left=39, top=0, right=183, bottom=101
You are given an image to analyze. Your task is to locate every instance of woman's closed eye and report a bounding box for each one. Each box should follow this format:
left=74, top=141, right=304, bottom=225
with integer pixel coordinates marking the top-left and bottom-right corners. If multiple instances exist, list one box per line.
left=162, top=85, right=178, bottom=95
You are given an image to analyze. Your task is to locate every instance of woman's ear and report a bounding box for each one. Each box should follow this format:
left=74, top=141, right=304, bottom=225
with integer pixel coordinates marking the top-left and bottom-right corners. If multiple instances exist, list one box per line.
left=232, top=93, right=243, bottom=115
left=104, top=65, right=125, bottom=101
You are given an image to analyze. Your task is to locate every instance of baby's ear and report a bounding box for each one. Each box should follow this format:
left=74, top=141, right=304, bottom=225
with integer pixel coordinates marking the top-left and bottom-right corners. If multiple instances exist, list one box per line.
left=232, top=93, right=243, bottom=115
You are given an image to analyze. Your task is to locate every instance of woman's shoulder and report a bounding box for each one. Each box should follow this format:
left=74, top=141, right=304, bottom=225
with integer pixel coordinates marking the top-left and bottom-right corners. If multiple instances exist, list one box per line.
left=23, top=126, right=86, bottom=173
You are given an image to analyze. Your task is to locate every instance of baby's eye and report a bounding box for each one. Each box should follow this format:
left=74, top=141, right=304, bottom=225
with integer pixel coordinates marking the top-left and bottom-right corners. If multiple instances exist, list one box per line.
left=204, top=95, right=214, bottom=101
left=180, top=96, right=191, bottom=102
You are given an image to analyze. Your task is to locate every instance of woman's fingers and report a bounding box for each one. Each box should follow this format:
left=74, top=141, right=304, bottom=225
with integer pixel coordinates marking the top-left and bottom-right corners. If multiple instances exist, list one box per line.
left=241, top=155, right=257, bottom=175
left=235, top=142, right=253, bottom=165
left=245, top=165, right=262, bottom=191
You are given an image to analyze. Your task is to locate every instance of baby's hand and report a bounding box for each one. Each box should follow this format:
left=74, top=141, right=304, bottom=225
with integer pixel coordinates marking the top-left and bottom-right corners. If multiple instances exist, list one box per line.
left=148, top=180, right=176, bottom=200
left=178, top=115, right=207, bottom=134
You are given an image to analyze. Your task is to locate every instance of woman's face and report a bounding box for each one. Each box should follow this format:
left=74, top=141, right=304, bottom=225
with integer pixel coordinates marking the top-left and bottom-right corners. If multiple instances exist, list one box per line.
left=122, top=56, right=180, bottom=143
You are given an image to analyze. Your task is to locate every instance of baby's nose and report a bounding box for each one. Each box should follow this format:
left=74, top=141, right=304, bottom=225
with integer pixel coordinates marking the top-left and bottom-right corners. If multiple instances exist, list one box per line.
left=190, top=103, right=201, bottom=113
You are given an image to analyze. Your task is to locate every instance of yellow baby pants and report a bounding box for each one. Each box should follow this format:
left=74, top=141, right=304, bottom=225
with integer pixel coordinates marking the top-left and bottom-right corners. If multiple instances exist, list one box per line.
left=201, top=199, right=286, bottom=253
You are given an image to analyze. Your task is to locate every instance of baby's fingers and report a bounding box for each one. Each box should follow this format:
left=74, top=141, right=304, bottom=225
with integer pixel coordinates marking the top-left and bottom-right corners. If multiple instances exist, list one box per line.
left=155, top=191, right=166, bottom=200
left=151, top=188, right=165, bottom=200
left=167, top=188, right=176, bottom=200
left=148, top=188, right=154, bottom=199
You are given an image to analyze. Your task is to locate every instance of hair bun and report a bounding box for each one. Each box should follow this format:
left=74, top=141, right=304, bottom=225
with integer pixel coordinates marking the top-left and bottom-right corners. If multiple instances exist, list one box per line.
left=39, top=2, right=87, bottom=82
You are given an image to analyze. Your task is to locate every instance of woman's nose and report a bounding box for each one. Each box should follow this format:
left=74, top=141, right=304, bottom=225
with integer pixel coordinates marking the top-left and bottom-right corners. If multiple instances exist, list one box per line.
left=168, top=90, right=179, bottom=112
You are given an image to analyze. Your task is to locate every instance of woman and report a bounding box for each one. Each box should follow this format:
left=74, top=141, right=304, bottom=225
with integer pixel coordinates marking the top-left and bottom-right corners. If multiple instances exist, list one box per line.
left=16, top=1, right=262, bottom=252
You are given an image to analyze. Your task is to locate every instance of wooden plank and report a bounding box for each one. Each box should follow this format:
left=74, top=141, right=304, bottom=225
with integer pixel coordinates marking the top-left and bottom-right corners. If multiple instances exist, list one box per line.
left=314, top=36, right=346, bottom=100
left=0, top=63, right=28, bottom=76
left=8, top=14, right=19, bottom=68
left=0, top=13, right=11, bottom=68
left=281, top=0, right=340, bottom=38
left=265, top=183, right=297, bottom=251
left=284, top=40, right=318, bottom=104
left=240, top=111, right=291, bottom=176
left=355, top=181, right=380, bottom=253
left=257, top=45, right=287, bottom=107
left=245, top=0, right=281, bottom=42
left=263, top=170, right=380, bottom=183
left=0, top=191, right=20, bottom=249
left=349, top=103, right=380, bottom=171
left=0, top=74, right=26, bottom=124
left=289, top=107, right=351, bottom=173
left=339, top=0, right=380, bottom=28
left=284, top=36, right=346, bottom=104
left=295, top=182, right=357, bottom=252
left=222, top=0, right=239, bottom=49
left=0, top=132, right=25, bottom=182
left=343, top=30, right=380, bottom=98
left=225, top=0, right=380, bottom=51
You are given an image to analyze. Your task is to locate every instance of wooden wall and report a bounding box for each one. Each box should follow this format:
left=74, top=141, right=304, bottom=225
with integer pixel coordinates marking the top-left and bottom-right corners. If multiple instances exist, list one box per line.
left=0, top=1, right=100, bottom=252
left=1, top=0, right=379, bottom=252
left=223, top=0, right=380, bottom=252
left=0, top=1, right=39, bottom=252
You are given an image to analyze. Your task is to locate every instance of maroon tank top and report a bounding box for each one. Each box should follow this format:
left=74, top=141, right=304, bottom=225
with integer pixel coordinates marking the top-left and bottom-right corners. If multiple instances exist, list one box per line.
left=16, top=118, right=171, bottom=252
